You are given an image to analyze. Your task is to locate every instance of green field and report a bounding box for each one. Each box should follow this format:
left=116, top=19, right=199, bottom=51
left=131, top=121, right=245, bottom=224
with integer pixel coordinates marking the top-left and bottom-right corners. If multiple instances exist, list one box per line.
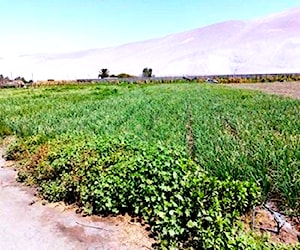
left=0, top=83, right=299, bottom=249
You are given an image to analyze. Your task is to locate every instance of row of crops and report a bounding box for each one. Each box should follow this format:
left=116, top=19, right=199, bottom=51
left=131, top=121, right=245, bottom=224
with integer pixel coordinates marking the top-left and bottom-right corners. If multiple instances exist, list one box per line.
left=0, top=83, right=299, bottom=249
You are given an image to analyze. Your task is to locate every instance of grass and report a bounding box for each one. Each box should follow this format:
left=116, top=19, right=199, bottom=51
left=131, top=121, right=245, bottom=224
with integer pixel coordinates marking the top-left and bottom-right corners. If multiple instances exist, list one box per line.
left=0, top=82, right=299, bottom=248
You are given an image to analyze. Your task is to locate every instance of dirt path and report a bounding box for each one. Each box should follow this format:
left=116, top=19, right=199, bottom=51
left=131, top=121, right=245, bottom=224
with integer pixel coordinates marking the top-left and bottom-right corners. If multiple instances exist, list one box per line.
left=0, top=147, right=153, bottom=250
left=226, top=81, right=300, bottom=99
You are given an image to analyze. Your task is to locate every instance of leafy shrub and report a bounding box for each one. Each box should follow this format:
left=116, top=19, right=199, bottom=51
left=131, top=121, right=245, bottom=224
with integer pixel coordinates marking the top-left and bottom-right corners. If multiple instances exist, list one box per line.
left=13, top=136, right=262, bottom=248
left=117, top=73, right=136, bottom=78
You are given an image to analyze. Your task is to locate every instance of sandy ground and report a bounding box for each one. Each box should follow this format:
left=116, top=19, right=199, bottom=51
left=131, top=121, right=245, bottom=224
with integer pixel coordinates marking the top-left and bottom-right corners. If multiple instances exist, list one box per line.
left=0, top=147, right=154, bottom=250
left=226, top=81, right=300, bottom=99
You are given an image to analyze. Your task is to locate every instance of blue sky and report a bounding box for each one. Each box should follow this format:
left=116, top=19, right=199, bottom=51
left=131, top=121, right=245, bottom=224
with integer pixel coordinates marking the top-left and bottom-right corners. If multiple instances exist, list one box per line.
left=0, top=0, right=299, bottom=56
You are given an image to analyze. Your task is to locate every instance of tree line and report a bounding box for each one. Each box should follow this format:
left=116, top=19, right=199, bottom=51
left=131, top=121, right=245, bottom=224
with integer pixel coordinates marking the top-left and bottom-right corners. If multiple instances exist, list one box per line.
left=98, top=68, right=153, bottom=79
left=0, top=74, right=32, bottom=84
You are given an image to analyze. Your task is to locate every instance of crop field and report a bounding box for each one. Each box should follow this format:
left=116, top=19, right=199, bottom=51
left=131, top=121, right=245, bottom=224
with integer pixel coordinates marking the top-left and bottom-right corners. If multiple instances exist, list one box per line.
left=0, top=83, right=299, bottom=249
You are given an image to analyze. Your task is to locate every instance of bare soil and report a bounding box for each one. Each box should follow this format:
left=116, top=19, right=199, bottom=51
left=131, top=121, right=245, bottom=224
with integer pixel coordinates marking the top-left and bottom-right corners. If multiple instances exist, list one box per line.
left=0, top=145, right=154, bottom=250
left=242, top=203, right=300, bottom=246
left=226, top=81, right=300, bottom=99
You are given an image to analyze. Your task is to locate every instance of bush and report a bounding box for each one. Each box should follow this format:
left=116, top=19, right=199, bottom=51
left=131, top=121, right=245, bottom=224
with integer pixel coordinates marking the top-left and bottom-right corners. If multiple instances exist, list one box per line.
left=13, top=136, right=262, bottom=248
left=117, top=73, right=135, bottom=78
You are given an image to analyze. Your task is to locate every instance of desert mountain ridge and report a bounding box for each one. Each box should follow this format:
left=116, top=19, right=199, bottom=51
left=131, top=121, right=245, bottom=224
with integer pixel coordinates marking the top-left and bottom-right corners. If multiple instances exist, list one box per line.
left=1, top=7, right=300, bottom=80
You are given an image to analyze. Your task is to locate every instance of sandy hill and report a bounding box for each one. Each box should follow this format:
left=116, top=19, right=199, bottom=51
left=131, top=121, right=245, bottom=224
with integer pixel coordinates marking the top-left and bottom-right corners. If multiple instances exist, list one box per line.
left=1, top=7, right=300, bottom=80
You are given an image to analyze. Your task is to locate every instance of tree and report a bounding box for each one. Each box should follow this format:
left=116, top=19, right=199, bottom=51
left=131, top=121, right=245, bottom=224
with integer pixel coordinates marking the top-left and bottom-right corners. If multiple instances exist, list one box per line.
left=98, top=69, right=110, bottom=79
left=0, top=74, right=11, bottom=83
left=14, top=76, right=27, bottom=83
left=142, top=68, right=153, bottom=78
